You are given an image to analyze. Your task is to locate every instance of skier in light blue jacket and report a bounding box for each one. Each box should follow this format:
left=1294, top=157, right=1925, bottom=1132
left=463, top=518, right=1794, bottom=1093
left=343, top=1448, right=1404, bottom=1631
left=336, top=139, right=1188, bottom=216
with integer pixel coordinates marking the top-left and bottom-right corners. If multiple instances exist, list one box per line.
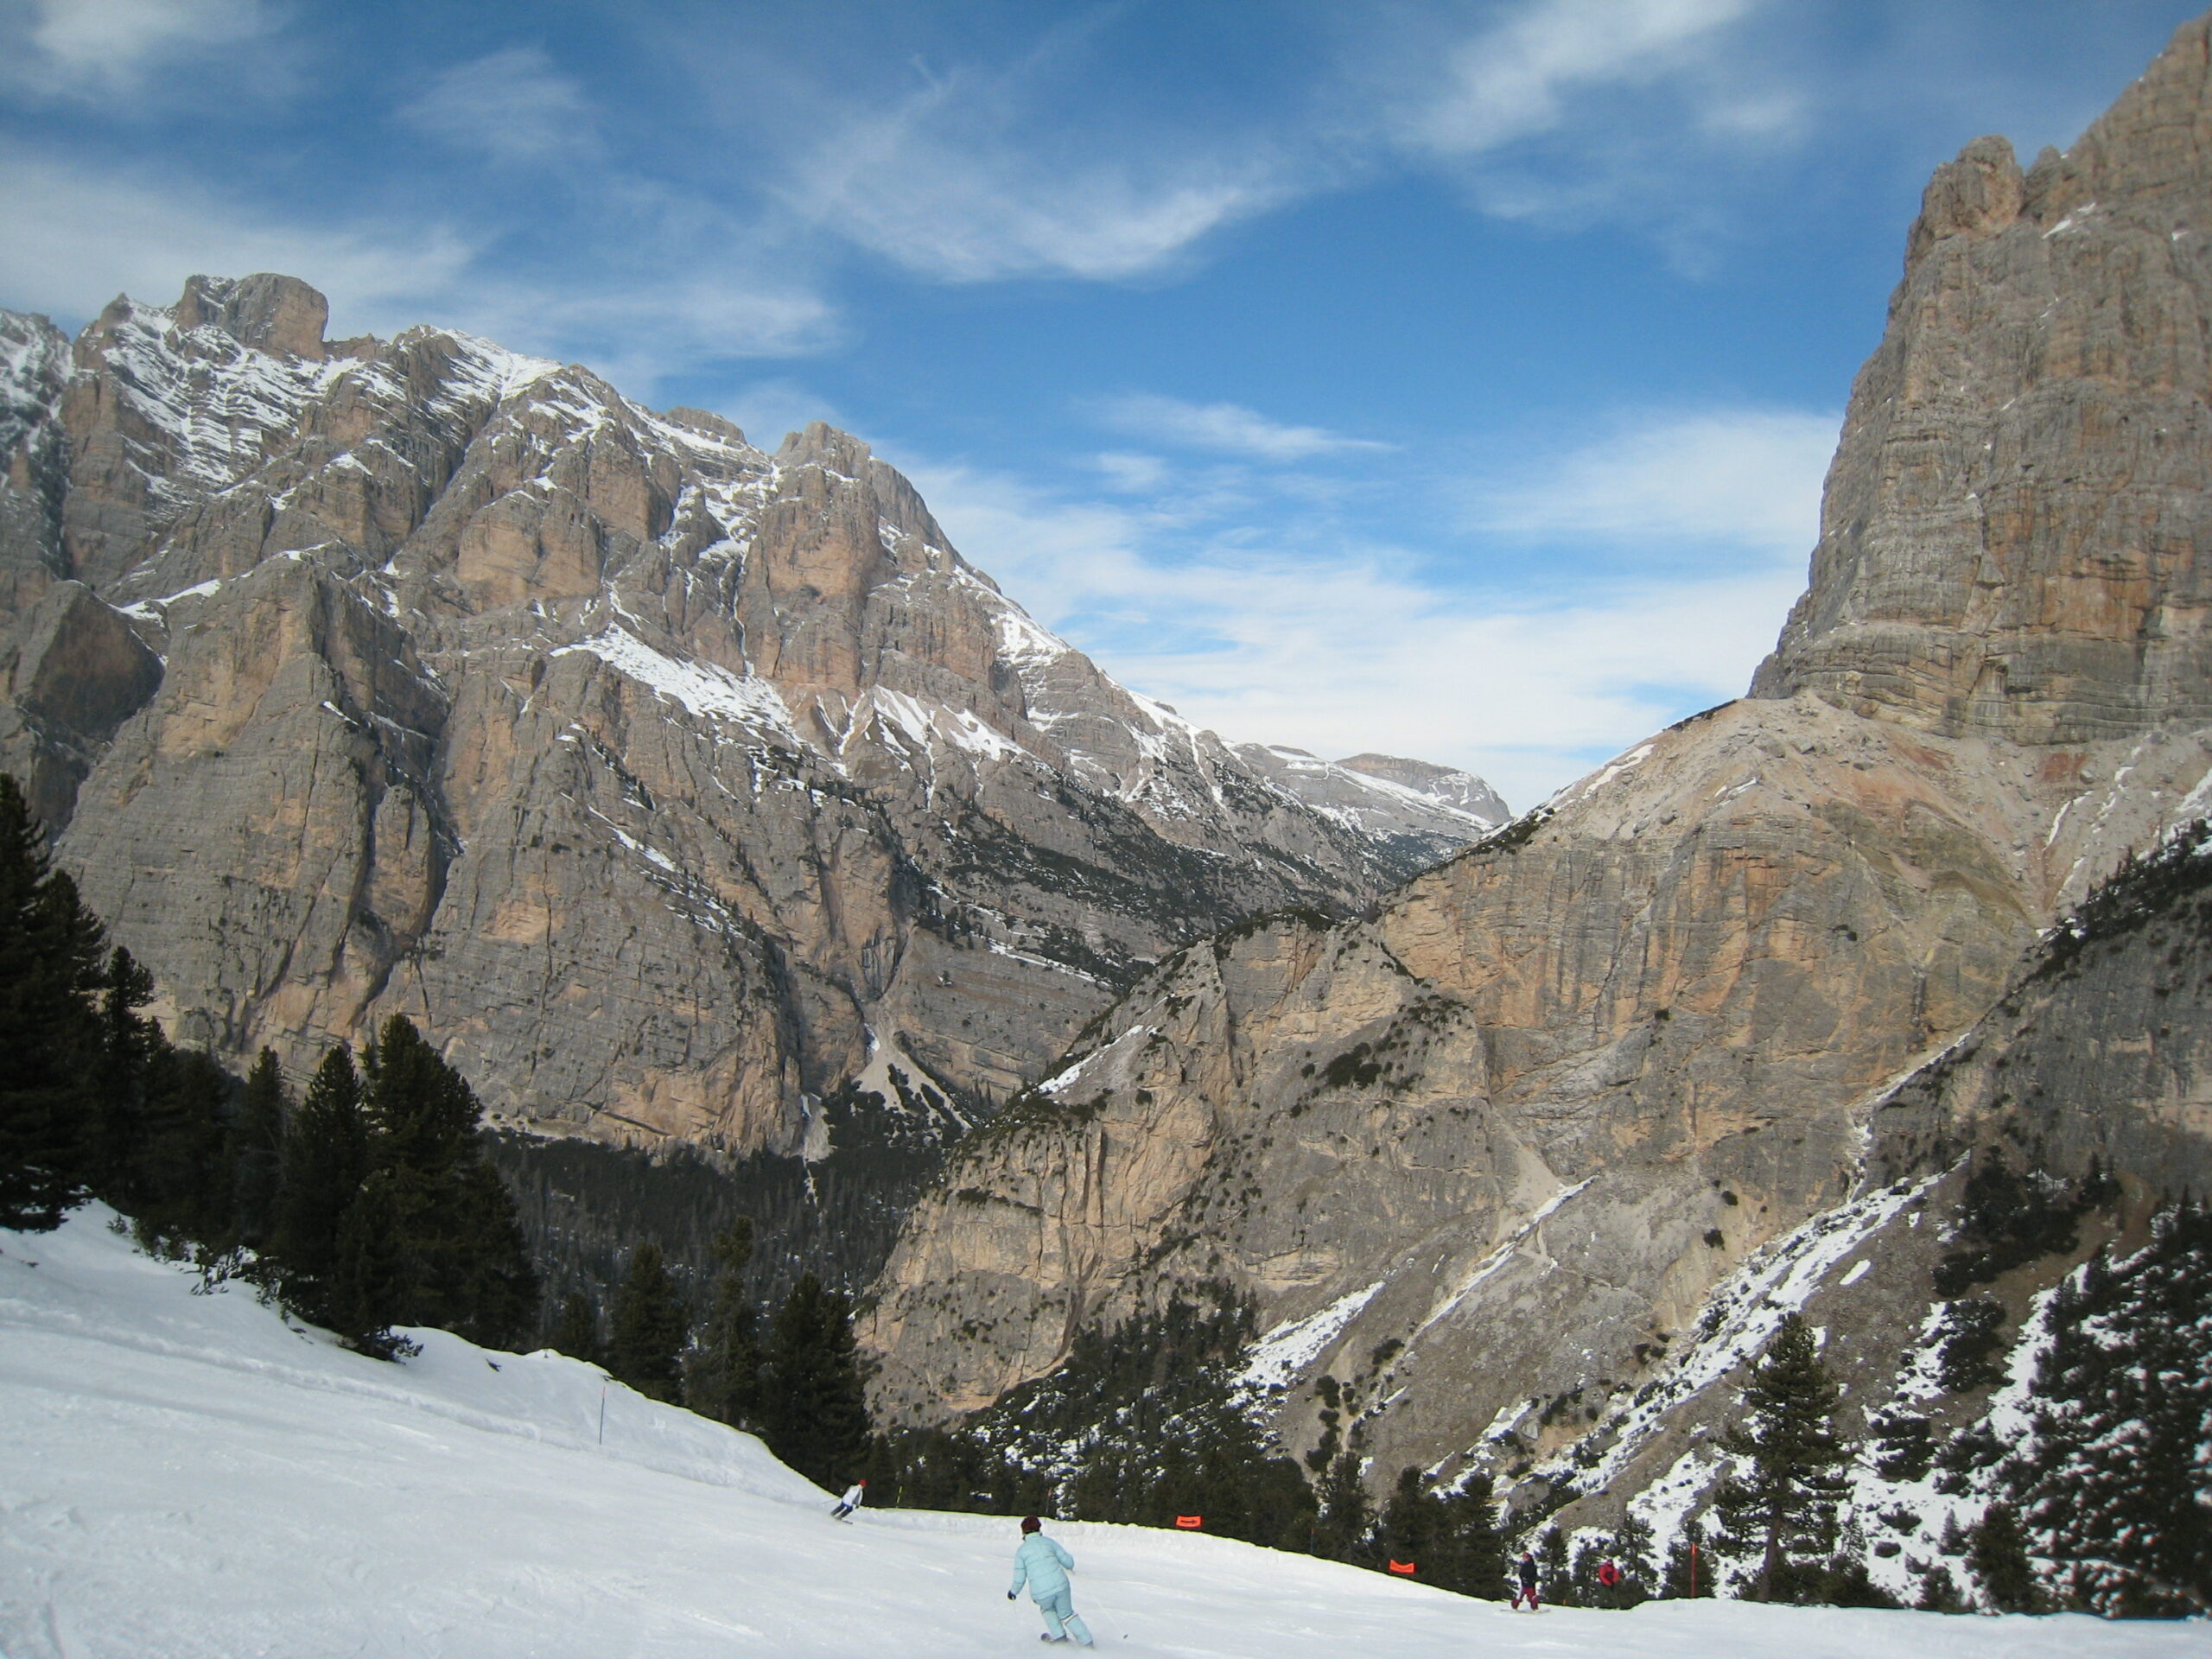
left=1007, top=1515, right=1095, bottom=1645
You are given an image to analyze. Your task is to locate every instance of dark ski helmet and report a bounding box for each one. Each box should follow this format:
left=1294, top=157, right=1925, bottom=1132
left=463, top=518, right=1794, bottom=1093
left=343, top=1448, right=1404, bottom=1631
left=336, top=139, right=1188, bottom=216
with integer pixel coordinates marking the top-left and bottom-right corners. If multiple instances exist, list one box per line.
left=1021, top=1516, right=1042, bottom=1534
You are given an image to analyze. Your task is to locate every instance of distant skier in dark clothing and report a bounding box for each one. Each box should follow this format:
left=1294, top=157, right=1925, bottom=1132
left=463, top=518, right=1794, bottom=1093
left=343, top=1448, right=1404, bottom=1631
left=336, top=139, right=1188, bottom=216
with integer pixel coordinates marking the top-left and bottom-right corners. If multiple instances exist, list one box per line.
left=1008, top=1515, right=1094, bottom=1645
left=1512, top=1550, right=1541, bottom=1611
left=831, top=1479, right=865, bottom=1520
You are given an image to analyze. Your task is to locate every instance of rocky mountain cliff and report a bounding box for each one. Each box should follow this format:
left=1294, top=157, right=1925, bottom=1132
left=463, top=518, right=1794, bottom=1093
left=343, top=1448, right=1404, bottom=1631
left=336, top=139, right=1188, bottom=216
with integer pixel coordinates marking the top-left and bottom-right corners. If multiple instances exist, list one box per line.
left=0, top=275, right=1500, bottom=1155
left=859, top=9, right=2212, bottom=1541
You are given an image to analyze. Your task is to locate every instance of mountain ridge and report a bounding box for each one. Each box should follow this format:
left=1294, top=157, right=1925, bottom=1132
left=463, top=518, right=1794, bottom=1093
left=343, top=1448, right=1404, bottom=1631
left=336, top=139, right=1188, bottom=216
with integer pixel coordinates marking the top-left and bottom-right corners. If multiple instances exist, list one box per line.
left=855, top=10, right=2212, bottom=1562
left=0, top=275, right=1501, bottom=1160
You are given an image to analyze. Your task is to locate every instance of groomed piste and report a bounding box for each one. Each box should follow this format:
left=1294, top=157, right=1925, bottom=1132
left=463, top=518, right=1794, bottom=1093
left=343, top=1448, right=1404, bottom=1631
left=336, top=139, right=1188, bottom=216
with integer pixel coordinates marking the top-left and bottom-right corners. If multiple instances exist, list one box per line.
left=0, top=1209, right=2194, bottom=1658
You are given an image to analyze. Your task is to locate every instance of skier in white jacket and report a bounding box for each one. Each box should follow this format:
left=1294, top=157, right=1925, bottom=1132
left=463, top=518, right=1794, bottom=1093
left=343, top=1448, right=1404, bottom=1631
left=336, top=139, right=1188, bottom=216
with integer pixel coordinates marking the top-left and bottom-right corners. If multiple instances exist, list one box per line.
left=830, top=1479, right=865, bottom=1521
left=1007, top=1516, right=1094, bottom=1645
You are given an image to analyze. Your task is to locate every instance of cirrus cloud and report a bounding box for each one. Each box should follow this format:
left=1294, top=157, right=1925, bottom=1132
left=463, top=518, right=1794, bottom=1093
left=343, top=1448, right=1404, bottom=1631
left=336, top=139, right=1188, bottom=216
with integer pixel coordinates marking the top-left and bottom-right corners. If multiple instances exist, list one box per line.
left=399, top=46, right=601, bottom=168
left=1095, top=393, right=1392, bottom=462
left=11, top=0, right=275, bottom=95
left=897, top=400, right=1829, bottom=811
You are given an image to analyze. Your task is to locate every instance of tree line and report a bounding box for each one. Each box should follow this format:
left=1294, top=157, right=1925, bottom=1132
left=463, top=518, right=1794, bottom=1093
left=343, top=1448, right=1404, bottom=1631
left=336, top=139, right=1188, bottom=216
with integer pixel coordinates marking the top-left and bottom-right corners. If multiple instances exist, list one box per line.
left=552, top=1217, right=878, bottom=1493
left=0, top=772, right=536, bottom=1357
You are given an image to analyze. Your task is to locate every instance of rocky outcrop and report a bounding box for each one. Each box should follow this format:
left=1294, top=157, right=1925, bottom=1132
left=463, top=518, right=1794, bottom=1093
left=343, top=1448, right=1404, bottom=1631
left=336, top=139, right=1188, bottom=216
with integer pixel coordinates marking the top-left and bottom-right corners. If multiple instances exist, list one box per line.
left=861, top=14, right=2212, bottom=1502
left=1488, top=818, right=2212, bottom=1588
left=0, top=279, right=1497, bottom=1154
left=1751, top=20, right=2212, bottom=743
left=1869, top=818, right=2212, bottom=1198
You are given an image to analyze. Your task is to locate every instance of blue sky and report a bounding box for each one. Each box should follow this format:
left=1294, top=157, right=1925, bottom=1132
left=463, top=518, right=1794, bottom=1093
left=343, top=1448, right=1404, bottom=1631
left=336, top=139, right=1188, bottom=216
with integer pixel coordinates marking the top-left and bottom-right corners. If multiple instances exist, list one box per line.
left=0, top=0, right=2196, bottom=807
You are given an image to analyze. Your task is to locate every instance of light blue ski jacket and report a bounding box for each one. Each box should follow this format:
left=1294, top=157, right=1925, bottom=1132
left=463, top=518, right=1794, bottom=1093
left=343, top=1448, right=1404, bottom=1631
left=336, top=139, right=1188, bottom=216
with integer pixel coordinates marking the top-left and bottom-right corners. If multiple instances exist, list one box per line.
left=1009, top=1533, right=1075, bottom=1601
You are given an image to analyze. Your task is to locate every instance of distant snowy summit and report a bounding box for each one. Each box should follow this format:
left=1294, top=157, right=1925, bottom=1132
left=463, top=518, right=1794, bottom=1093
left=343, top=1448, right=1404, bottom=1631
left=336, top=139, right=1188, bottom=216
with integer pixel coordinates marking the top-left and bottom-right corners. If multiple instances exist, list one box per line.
left=0, top=271, right=1503, bottom=1154
left=1233, top=745, right=1507, bottom=871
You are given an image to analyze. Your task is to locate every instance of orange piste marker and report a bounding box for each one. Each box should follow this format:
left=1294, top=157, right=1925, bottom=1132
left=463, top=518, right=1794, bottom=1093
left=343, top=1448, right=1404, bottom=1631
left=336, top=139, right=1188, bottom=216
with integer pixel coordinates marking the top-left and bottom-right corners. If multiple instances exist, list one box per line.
left=1173, top=1516, right=1203, bottom=1530
left=1388, top=1560, right=1417, bottom=1576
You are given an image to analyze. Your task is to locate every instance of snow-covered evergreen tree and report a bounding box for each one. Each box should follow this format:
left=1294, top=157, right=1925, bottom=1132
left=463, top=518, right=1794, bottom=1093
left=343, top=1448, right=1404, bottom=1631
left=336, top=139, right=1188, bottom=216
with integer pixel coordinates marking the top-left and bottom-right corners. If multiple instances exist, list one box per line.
left=1661, top=1516, right=1714, bottom=1599
left=1710, top=1312, right=1851, bottom=1601
left=2003, top=1199, right=2212, bottom=1617
left=1967, top=1501, right=2042, bottom=1613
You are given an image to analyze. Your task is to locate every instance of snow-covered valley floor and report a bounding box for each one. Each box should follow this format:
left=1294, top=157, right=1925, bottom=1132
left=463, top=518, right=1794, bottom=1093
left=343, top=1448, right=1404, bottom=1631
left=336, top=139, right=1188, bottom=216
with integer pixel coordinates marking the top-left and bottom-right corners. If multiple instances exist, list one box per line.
left=2, top=1210, right=2198, bottom=1659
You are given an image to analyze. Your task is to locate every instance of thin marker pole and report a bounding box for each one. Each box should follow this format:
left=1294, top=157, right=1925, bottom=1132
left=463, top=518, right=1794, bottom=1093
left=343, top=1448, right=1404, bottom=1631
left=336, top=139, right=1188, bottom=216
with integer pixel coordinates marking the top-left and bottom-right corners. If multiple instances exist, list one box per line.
left=598, top=1382, right=608, bottom=1446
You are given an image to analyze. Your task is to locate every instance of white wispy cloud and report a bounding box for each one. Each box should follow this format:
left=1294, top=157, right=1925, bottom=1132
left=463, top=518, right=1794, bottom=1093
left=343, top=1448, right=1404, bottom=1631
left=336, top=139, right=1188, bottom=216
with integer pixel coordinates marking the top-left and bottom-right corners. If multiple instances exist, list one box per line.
left=1092, top=452, right=1170, bottom=493
left=764, top=0, right=1795, bottom=286
left=1400, top=0, right=1763, bottom=156
left=1357, top=0, right=1806, bottom=264
left=399, top=47, right=601, bottom=167
left=901, top=420, right=1821, bottom=810
left=1473, top=406, right=1837, bottom=556
left=0, top=149, right=474, bottom=330
left=0, top=147, right=836, bottom=385
left=766, top=28, right=1302, bottom=285
left=10, top=0, right=274, bottom=94
left=1095, top=394, right=1390, bottom=462
left=789, top=118, right=1287, bottom=282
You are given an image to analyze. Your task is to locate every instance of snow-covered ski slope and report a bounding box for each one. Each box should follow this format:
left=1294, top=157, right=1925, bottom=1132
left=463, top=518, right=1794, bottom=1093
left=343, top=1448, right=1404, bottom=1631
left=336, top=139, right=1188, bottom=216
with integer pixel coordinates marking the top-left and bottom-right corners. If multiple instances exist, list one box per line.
left=1, top=1211, right=2195, bottom=1659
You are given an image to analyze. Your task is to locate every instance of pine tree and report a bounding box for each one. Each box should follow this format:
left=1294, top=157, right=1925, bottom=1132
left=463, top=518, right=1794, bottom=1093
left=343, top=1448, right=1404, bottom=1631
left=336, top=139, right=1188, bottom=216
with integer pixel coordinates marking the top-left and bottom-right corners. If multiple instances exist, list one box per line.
left=1710, top=1313, right=1850, bottom=1601
left=686, top=1219, right=762, bottom=1427
left=760, top=1271, right=871, bottom=1487
left=606, top=1242, right=690, bottom=1404
left=2004, top=1199, right=2211, bottom=1617
left=135, top=1046, right=235, bottom=1244
left=1916, top=1562, right=1966, bottom=1612
left=1934, top=1299, right=2009, bottom=1393
left=1570, top=1537, right=1607, bottom=1605
left=553, top=1292, right=601, bottom=1363
left=0, top=772, right=104, bottom=1229
left=272, top=1047, right=369, bottom=1322
left=1312, top=1452, right=1374, bottom=1563
left=1967, top=1502, right=2043, bottom=1612
left=363, top=1014, right=477, bottom=1177
left=87, top=944, right=160, bottom=1203
left=334, top=1172, right=412, bottom=1360
left=229, top=1049, right=288, bottom=1246
left=1608, top=1510, right=1656, bottom=1605
left=442, top=1157, right=539, bottom=1350
left=1427, top=1474, right=1506, bottom=1599
left=1662, top=1516, right=1714, bottom=1598
left=359, top=1015, right=537, bottom=1349
left=1537, top=1525, right=1575, bottom=1605
left=1380, top=1467, right=1437, bottom=1572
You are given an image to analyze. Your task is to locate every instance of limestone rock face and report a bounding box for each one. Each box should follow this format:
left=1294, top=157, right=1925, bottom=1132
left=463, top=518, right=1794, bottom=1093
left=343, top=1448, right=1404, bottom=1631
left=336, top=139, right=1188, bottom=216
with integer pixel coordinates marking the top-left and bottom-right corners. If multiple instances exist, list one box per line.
left=862, top=14, right=2212, bottom=1497
left=864, top=702, right=2212, bottom=1428
left=1751, top=17, right=2212, bottom=743
left=0, top=277, right=1494, bottom=1153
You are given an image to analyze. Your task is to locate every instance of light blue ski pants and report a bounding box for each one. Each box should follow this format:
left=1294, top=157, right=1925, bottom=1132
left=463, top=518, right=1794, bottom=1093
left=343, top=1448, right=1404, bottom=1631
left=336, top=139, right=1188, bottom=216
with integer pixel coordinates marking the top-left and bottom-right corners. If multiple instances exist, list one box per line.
left=1036, top=1588, right=1094, bottom=1646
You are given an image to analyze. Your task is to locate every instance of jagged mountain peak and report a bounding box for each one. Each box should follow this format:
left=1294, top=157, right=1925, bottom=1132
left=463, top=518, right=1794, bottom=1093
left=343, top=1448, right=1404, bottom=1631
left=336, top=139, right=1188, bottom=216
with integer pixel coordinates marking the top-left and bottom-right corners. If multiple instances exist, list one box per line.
left=0, top=272, right=1502, bottom=1159
left=169, top=271, right=333, bottom=361
left=860, top=15, right=2212, bottom=1549
left=1752, top=10, right=2212, bottom=746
